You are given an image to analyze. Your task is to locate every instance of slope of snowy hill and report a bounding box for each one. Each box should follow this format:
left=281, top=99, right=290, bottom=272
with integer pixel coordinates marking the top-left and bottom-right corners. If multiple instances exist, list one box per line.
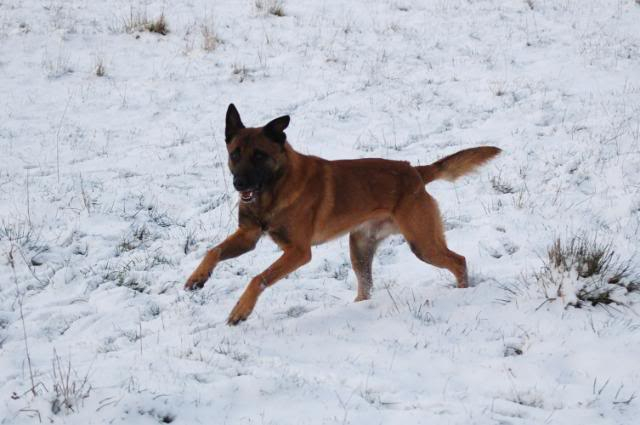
left=1, top=0, right=640, bottom=424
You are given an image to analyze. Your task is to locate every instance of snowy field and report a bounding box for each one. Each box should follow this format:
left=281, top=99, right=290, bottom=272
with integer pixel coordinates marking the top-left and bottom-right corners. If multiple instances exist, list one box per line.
left=1, top=0, right=640, bottom=423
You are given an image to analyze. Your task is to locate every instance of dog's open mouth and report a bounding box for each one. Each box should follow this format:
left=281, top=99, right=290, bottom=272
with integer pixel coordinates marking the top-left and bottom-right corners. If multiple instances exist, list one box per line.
left=240, top=190, right=257, bottom=203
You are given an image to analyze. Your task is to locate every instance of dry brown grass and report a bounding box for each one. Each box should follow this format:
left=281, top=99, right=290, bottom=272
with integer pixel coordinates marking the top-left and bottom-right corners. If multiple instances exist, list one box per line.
left=146, top=13, right=169, bottom=35
left=255, top=0, right=285, bottom=17
left=201, top=22, right=220, bottom=52
left=535, top=235, right=639, bottom=307
left=116, top=8, right=169, bottom=36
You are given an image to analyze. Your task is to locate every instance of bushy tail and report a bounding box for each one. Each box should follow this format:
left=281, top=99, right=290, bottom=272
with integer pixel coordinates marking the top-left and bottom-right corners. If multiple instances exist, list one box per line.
left=415, top=146, right=501, bottom=184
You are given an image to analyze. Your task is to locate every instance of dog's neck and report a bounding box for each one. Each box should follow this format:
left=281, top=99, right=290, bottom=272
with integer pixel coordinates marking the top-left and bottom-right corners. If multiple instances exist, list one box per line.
left=252, top=142, right=316, bottom=216
left=272, top=143, right=307, bottom=202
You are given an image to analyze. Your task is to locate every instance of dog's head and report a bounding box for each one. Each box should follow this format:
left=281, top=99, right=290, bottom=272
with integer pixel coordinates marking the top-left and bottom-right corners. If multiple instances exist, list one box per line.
left=224, top=104, right=290, bottom=203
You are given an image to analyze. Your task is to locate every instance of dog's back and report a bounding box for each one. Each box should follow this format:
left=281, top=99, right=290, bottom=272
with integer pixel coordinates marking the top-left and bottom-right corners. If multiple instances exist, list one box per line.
left=307, top=147, right=501, bottom=245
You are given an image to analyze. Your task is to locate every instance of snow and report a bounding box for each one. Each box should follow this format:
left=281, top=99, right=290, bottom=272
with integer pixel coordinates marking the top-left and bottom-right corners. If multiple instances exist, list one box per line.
left=1, top=0, right=640, bottom=423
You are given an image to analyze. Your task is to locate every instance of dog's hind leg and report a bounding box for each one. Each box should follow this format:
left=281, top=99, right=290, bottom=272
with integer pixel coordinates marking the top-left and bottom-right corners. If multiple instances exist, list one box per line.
left=392, top=192, right=468, bottom=288
left=349, top=231, right=379, bottom=302
left=349, top=219, right=397, bottom=301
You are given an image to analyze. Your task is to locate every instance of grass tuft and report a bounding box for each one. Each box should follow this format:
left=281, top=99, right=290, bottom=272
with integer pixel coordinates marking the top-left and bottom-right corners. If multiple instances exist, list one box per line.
left=51, top=349, right=92, bottom=415
left=255, top=0, right=286, bottom=17
left=535, top=235, right=639, bottom=307
left=490, top=175, right=515, bottom=194
left=94, top=58, right=105, bottom=77
left=116, top=225, right=149, bottom=255
left=146, top=13, right=169, bottom=35
left=117, top=8, right=169, bottom=35
left=118, top=7, right=148, bottom=33
left=201, top=21, right=220, bottom=52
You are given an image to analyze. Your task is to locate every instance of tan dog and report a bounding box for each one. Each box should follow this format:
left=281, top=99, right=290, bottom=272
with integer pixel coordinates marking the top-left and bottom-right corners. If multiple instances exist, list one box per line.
left=185, top=104, right=501, bottom=325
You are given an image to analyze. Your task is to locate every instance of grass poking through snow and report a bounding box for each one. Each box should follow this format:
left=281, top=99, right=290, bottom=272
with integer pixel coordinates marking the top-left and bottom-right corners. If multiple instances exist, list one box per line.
left=535, top=235, right=640, bottom=308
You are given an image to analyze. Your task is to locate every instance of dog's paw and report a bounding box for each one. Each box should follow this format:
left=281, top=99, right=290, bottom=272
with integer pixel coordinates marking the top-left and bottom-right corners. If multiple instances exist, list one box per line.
left=227, top=300, right=254, bottom=325
left=227, top=289, right=259, bottom=325
left=456, top=278, right=469, bottom=289
left=184, top=271, right=209, bottom=290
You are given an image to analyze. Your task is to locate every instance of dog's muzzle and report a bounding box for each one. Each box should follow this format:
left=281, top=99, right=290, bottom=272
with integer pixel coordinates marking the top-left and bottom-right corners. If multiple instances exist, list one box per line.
left=239, top=190, right=257, bottom=203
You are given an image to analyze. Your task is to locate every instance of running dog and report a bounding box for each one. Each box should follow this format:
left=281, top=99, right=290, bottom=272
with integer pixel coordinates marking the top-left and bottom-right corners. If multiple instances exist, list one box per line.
left=185, top=104, right=501, bottom=325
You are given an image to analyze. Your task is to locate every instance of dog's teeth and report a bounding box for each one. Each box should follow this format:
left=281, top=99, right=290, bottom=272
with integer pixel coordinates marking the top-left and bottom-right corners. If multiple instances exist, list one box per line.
left=240, top=191, right=254, bottom=202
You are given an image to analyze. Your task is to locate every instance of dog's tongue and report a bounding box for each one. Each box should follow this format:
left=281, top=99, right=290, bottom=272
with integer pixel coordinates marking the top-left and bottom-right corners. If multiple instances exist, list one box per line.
left=241, top=190, right=254, bottom=202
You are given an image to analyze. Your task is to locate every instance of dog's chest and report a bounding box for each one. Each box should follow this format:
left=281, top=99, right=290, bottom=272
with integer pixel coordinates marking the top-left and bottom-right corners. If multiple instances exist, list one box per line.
left=267, top=224, right=290, bottom=247
left=243, top=208, right=289, bottom=247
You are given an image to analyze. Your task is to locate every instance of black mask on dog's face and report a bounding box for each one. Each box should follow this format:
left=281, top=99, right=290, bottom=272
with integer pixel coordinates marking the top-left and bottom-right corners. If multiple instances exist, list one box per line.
left=224, top=104, right=290, bottom=203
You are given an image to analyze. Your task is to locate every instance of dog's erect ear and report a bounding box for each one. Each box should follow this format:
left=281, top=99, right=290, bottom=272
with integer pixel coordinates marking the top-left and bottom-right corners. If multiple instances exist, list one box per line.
left=225, top=104, right=245, bottom=143
left=263, top=115, right=290, bottom=145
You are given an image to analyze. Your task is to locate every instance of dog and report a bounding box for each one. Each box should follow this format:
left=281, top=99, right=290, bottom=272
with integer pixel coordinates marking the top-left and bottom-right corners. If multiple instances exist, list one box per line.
left=185, top=104, right=501, bottom=325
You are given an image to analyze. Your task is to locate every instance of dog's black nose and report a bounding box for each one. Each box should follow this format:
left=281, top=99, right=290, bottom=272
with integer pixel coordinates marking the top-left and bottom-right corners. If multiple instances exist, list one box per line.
left=233, top=176, right=250, bottom=191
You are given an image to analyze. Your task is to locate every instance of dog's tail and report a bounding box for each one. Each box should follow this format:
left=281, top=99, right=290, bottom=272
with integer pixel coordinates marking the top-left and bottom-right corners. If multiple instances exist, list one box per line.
left=415, top=146, right=501, bottom=184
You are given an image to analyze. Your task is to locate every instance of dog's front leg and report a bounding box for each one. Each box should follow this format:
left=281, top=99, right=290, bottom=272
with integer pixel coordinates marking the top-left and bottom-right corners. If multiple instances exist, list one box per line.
left=227, top=247, right=312, bottom=325
left=185, top=226, right=262, bottom=290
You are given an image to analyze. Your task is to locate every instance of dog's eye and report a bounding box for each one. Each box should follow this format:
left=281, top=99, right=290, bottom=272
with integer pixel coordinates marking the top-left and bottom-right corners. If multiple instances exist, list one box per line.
left=253, top=150, right=268, bottom=162
left=230, top=149, right=241, bottom=162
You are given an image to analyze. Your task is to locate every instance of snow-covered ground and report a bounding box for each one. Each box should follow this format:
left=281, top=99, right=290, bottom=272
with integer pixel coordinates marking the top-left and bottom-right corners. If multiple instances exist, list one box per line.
left=1, top=0, right=640, bottom=423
